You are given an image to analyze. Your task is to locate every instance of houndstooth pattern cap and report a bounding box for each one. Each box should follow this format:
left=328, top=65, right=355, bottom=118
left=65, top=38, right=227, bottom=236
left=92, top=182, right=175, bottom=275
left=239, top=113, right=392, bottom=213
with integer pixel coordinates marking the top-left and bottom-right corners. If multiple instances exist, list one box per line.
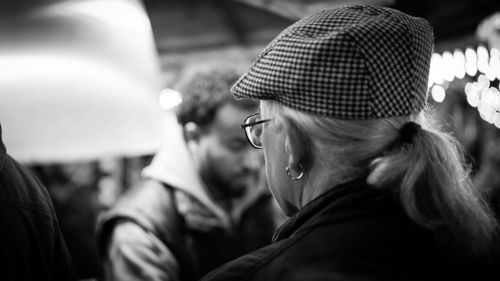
left=231, top=5, right=434, bottom=119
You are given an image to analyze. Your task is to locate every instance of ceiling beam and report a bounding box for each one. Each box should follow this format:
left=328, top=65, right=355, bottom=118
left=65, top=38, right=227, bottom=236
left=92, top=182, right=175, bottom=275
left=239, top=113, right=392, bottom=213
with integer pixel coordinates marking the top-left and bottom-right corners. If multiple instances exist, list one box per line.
left=231, top=0, right=394, bottom=20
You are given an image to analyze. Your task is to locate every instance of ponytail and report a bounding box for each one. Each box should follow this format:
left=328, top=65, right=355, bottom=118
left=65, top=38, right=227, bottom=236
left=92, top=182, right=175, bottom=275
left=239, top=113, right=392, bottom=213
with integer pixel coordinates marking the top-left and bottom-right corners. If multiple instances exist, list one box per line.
left=368, top=114, right=498, bottom=254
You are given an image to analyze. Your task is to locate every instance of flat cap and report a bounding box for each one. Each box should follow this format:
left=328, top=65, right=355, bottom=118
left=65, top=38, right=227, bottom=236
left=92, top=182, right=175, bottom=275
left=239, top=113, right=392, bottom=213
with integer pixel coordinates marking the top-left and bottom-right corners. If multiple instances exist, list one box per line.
left=232, top=5, right=434, bottom=119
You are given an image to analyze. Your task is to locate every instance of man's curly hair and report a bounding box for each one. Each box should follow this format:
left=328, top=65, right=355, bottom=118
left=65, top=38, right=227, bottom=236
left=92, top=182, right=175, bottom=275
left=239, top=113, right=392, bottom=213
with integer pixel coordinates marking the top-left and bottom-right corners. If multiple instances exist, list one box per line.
left=175, top=66, right=258, bottom=127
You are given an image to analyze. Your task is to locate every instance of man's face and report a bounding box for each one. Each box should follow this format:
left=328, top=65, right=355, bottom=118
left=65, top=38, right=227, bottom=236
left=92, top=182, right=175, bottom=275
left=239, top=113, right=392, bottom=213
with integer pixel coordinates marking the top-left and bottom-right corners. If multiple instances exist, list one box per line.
left=196, top=103, right=263, bottom=198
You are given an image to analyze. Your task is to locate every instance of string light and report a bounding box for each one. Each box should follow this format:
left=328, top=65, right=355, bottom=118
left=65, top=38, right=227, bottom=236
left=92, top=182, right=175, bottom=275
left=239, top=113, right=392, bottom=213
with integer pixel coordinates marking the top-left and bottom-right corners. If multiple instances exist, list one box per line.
left=465, top=48, right=478, bottom=77
left=429, top=53, right=444, bottom=85
left=477, top=45, right=489, bottom=73
left=430, top=47, right=500, bottom=128
left=442, top=51, right=455, bottom=82
left=490, top=48, right=500, bottom=80
left=431, top=84, right=446, bottom=103
left=453, top=49, right=466, bottom=79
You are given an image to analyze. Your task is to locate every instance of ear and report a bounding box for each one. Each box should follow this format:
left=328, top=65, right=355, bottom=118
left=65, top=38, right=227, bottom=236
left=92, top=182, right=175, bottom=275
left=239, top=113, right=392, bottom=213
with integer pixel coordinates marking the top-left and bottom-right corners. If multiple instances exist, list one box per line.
left=283, top=121, right=307, bottom=171
left=183, top=122, right=201, bottom=143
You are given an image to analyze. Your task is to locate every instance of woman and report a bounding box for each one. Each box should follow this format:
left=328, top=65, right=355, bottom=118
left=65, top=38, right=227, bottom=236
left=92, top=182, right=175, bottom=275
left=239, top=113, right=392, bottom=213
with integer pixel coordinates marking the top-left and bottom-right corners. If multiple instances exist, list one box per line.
left=202, top=5, right=499, bottom=281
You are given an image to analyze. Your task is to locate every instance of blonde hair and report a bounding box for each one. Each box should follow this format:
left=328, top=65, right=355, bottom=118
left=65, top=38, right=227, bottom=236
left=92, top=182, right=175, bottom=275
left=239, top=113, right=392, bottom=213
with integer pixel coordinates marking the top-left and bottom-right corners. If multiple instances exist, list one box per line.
left=262, top=100, right=497, bottom=254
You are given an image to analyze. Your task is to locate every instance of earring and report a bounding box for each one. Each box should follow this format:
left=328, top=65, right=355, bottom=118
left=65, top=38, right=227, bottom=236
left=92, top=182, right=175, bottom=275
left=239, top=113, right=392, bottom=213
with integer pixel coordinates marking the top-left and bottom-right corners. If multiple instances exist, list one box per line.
left=286, top=164, right=304, bottom=181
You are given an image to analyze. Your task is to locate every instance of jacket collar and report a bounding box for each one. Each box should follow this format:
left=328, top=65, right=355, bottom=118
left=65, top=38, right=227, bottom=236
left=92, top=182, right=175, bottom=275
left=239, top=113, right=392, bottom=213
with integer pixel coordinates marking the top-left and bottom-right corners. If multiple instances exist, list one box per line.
left=272, top=178, right=389, bottom=242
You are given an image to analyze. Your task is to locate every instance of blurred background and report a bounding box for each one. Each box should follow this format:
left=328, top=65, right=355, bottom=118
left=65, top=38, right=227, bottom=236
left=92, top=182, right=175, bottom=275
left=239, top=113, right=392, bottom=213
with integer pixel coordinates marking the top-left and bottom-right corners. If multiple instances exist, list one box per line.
left=0, top=0, right=499, bottom=280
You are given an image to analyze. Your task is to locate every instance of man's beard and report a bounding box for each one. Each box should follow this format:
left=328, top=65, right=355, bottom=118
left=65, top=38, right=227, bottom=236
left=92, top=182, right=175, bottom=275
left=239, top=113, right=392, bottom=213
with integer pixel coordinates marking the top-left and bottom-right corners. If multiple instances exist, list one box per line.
left=205, top=166, right=259, bottom=200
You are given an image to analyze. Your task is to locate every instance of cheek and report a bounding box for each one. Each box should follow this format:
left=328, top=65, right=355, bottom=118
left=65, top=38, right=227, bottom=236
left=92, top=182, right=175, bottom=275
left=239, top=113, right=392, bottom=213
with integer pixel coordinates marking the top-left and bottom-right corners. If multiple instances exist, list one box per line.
left=264, top=154, right=280, bottom=200
left=262, top=126, right=287, bottom=184
left=204, top=141, right=245, bottom=173
left=263, top=140, right=290, bottom=211
left=198, top=137, right=225, bottom=170
left=205, top=145, right=233, bottom=168
left=264, top=156, right=295, bottom=216
left=262, top=126, right=298, bottom=216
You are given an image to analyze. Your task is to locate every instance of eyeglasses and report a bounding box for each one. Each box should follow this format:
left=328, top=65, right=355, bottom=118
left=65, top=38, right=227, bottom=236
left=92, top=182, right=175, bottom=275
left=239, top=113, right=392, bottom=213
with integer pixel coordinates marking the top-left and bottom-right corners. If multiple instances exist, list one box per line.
left=240, top=113, right=271, bottom=149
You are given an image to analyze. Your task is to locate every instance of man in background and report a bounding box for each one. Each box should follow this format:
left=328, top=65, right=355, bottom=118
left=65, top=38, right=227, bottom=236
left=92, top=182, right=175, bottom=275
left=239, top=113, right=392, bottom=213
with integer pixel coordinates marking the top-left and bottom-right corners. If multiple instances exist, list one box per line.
left=97, top=66, right=279, bottom=281
left=0, top=124, right=75, bottom=281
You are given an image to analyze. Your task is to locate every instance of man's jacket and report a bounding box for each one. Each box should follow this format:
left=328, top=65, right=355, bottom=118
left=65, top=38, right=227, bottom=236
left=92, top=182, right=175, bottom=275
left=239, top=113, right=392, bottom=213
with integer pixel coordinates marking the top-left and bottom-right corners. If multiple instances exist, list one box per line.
left=97, top=123, right=277, bottom=281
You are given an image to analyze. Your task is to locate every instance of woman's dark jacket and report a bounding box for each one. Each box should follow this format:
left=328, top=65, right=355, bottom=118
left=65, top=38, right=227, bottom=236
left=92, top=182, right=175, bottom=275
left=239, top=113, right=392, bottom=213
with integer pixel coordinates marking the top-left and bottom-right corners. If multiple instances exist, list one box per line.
left=202, top=179, right=497, bottom=281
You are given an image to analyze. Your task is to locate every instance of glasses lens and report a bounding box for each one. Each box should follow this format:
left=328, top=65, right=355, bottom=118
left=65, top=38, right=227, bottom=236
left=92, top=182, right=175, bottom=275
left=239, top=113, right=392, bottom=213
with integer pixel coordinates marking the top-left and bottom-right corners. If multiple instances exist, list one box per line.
left=244, top=114, right=264, bottom=148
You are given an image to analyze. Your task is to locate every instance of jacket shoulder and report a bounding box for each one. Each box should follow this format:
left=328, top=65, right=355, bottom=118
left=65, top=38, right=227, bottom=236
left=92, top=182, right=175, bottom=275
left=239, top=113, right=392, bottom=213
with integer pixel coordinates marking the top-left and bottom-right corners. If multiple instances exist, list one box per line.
left=97, top=180, right=185, bottom=258
left=0, top=154, right=53, bottom=212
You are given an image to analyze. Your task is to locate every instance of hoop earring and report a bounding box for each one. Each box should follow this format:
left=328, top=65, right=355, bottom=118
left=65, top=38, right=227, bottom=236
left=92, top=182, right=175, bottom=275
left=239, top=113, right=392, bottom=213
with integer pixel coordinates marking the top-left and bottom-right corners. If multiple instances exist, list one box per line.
left=286, top=164, right=304, bottom=181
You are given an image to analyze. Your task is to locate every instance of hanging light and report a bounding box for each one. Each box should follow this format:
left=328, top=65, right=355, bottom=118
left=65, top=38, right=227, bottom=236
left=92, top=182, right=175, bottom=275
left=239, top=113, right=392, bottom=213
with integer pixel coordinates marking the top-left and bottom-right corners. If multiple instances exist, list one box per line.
left=477, top=45, right=489, bottom=73
left=490, top=48, right=500, bottom=80
left=477, top=74, right=490, bottom=88
left=465, top=48, right=478, bottom=77
left=453, top=49, right=466, bottom=79
left=493, top=112, right=500, bottom=128
left=478, top=101, right=496, bottom=123
left=465, top=82, right=482, bottom=107
left=490, top=48, right=500, bottom=58
left=429, top=53, right=444, bottom=85
left=442, top=51, right=455, bottom=82
left=431, top=84, right=446, bottom=103
left=481, top=87, right=500, bottom=111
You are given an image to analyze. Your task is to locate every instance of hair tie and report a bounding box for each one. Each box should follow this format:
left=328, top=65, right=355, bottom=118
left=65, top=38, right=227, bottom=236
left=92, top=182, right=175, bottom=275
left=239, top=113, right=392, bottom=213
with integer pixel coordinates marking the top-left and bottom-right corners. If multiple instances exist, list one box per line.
left=400, top=122, right=421, bottom=143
